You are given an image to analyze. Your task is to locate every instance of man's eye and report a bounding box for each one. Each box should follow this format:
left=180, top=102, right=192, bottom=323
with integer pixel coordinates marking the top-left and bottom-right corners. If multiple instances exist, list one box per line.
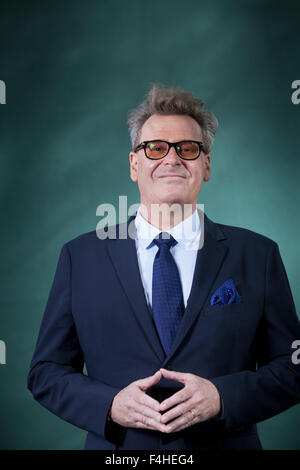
left=149, top=144, right=161, bottom=151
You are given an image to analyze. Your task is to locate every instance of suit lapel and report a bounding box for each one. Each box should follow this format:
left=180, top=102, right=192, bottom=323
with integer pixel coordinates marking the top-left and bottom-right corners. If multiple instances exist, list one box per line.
left=106, top=218, right=166, bottom=362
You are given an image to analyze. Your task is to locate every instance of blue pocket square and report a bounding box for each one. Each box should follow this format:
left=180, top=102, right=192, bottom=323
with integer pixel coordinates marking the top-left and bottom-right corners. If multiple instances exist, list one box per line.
left=210, top=279, right=242, bottom=306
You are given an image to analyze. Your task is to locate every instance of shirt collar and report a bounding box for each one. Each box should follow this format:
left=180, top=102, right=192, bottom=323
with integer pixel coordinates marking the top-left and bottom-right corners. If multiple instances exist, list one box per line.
left=134, top=205, right=201, bottom=250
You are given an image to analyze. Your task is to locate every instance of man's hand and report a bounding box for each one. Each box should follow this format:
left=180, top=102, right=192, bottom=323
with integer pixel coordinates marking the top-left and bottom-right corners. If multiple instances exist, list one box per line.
left=110, top=370, right=169, bottom=433
left=159, top=368, right=221, bottom=433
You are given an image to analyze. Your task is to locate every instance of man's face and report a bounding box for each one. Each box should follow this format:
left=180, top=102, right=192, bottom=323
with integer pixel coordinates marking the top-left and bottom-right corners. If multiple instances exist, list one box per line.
left=129, top=114, right=210, bottom=208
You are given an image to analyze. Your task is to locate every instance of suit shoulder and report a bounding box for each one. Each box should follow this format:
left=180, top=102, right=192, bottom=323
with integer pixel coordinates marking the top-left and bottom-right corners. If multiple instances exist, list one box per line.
left=62, top=221, right=129, bottom=252
left=216, top=221, right=278, bottom=250
left=62, top=229, right=105, bottom=251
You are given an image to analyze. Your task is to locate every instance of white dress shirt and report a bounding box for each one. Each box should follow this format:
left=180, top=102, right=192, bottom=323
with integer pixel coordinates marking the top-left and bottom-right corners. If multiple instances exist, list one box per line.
left=134, top=206, right=201, bottom=309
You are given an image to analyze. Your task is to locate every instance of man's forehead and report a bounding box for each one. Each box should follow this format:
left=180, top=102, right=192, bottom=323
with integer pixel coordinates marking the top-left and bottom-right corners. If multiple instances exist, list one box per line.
left=140, top=114, right=203, bottom=140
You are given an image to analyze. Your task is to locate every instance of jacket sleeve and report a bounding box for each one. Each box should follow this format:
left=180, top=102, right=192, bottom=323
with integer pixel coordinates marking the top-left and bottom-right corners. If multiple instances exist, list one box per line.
left=27, top=243, right=126, bottom=445
left=209, top=241, right=300, bottom=431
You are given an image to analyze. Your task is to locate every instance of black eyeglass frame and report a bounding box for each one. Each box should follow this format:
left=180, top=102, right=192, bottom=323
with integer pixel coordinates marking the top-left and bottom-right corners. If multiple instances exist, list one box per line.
left=134, top=139, right=205, bottom=160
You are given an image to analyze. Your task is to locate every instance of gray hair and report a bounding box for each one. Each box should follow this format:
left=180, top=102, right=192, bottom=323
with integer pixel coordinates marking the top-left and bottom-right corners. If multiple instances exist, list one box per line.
left=126, top=83, right=218, bottom=154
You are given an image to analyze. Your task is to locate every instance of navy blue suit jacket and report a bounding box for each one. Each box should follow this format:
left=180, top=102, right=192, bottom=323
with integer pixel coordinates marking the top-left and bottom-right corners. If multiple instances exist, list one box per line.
left=27, top=211, right=300, bottom=450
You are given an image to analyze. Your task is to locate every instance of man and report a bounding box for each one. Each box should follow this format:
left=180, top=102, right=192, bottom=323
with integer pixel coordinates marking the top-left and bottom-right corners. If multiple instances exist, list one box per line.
left=27, top=84, right=300, bottom=450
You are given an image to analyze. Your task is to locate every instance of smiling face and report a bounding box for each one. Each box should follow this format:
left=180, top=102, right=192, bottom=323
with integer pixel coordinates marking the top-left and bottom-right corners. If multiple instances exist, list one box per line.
left=129, top=114, right=210, bottom=211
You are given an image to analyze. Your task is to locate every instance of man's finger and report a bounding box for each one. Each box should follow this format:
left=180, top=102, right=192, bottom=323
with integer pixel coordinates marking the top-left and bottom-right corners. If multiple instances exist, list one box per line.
left=160, top=368, right=189, bottom=384
left=137, top=391, right=161, bottom=411
left=135, top=419, right=169, bottom=433
left=160, top=402, right=189, bottom=424
left=137, top=370, right=162, bottom=391
left=163, top=411, right=194, bottom=433
left=133, top=412, right=169, bottom=433
left=134, top=403, right=162, bottom=423
left=159, top=387, right=191, bottom=412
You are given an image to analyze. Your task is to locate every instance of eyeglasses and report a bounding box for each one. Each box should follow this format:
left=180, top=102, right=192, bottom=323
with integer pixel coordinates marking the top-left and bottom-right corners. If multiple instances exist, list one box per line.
left=134, top=140, right=204, bottom=160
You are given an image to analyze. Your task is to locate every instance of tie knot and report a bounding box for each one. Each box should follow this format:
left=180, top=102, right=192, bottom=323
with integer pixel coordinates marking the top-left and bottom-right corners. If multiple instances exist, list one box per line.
left=153, top=232, right=177, bottom=250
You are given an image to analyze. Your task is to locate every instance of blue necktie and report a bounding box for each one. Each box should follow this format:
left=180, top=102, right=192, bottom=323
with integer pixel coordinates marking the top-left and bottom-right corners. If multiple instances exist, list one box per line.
left=151, top=232, right=184, bottom=356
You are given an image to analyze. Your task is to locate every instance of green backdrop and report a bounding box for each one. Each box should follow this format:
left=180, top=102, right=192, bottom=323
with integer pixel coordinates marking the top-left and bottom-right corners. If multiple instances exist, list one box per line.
left=0, top=0, right=299, bottom=450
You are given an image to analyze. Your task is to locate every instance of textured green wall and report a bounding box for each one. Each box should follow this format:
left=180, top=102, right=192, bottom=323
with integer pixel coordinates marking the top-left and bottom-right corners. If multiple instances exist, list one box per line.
left=0, top=0, right=299, bottom=450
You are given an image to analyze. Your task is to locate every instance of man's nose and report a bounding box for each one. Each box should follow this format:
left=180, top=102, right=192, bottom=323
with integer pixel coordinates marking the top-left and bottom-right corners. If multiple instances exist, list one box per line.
left=163, top=146, right=182, bottom=164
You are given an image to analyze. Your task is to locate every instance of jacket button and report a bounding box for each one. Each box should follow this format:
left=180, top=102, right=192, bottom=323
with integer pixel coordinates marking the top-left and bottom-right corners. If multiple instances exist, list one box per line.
left=165, top=364, right=172, bottom=370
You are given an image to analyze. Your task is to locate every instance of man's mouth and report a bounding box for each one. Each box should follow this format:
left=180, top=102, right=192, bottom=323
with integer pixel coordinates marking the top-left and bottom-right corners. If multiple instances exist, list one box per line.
left=158, top=174, right=185, bottom=178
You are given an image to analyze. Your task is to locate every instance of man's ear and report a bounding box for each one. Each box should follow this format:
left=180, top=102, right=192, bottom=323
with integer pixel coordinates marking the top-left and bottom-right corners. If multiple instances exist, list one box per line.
left=203, top=153, right=211, bottom=182
left=129, top=151, right=138, bottom=182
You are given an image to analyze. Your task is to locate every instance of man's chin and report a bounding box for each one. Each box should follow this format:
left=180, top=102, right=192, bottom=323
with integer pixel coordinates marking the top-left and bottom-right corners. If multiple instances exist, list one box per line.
left=152, top=198, right=186, bottom=207
left=158, top=192, right=188, bottom=206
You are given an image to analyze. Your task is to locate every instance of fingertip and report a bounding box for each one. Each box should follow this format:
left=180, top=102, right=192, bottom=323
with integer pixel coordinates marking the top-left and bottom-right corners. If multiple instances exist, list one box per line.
left=153, top=370, right=162, bottom=380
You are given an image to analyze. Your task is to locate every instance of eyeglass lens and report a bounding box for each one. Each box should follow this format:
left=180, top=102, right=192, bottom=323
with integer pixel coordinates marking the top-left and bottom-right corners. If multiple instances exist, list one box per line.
left=145, top=141, right=200, bottom=159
